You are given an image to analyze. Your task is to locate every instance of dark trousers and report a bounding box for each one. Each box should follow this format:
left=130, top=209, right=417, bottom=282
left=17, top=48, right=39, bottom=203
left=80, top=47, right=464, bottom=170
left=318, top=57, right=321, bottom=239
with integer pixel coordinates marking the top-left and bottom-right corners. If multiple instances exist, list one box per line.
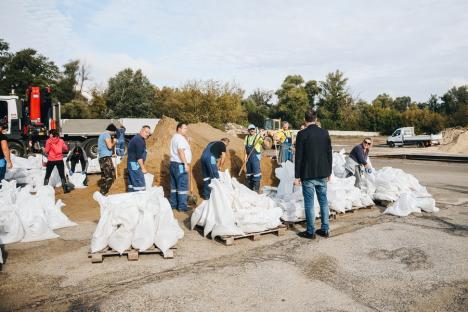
left=127, top=162, right=146, bottom=192
left=44, top=160, right=66, bottom=183
left=201, top=153, right=219, bottom=199
left=99, top=156, right=115, bottom=195
left=70, top=155, right=86, bottom=173
left=246, top=153, right=261, bottom=192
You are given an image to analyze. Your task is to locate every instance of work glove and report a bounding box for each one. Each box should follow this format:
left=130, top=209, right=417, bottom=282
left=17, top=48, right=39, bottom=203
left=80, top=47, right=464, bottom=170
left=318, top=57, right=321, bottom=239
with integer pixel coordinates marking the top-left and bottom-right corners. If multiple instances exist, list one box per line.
left=81, top=171, right=86, bottom=175
left=69, top=169, right=74, bottom=176
left=365, top=168, right=372, bottom=174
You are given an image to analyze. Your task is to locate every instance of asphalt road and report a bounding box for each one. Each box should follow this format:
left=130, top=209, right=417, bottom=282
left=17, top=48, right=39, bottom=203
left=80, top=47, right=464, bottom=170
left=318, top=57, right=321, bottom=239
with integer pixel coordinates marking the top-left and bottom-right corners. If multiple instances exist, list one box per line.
left=1, top=158, right=467, bottom=312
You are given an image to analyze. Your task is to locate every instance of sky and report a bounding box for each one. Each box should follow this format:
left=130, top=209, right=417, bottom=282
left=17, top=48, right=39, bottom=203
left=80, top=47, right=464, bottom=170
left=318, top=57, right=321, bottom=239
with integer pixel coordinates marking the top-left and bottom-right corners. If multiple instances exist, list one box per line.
left=1, top=0, right=467, bottom=102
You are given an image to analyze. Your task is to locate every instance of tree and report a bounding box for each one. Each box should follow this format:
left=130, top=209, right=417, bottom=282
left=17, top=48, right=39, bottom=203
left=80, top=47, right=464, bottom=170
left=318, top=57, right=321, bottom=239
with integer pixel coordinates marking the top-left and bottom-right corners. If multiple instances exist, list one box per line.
left=61, top=99, right=93, bottom=119
left=243, top=89, right=274, bottom=127
left=393, top=96, right=411, bottom=112
left=304, top=80, right=320, bottom=108
left=56, top=60, right=80, bottom=104
left=318, top=70, right=352, bottom=128
left=275, top=75, right=309, bottom=128
left=440, top=86, right=468, bottom=126
left=77, top=62, right=90, bottom=94
left=106, top=68, right=155, bottom=118
left=0, top=44, right=60, bottom=96
left=372, top=93, right=394, bottom=109
left=426, top=94, right=440, bottom=112
left=89, top=88, right=110, bottom=118
left=154, top=80, right=246, bottom=129
left=401, top=107, right=446, bottom=134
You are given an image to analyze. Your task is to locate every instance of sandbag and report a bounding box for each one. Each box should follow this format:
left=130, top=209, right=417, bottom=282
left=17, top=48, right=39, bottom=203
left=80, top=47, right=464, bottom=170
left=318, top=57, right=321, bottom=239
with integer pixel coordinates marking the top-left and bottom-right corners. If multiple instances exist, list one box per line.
left=69, top=173, right=87, bottom=189
left=384, top=193, right=421, bottom=217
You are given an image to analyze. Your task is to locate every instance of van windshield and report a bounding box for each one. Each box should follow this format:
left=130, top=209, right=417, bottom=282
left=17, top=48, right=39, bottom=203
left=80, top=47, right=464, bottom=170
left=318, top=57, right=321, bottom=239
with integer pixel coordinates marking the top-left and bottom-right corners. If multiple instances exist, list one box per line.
left=0, top=100, right=8, bottom=125
left=393, top=129, right=401, bottom=137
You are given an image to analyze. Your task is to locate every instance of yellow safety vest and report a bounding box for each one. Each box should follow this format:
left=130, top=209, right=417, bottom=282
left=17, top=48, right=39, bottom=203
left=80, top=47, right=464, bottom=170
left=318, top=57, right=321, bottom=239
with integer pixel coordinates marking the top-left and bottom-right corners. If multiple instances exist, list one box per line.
left=244, top=135, right=264, bottom=153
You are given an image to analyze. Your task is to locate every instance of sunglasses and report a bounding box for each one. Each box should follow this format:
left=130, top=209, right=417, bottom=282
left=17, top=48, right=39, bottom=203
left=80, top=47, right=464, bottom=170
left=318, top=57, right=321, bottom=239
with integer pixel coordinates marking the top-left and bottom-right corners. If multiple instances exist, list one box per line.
left=364, top=141, right=372, bottom=145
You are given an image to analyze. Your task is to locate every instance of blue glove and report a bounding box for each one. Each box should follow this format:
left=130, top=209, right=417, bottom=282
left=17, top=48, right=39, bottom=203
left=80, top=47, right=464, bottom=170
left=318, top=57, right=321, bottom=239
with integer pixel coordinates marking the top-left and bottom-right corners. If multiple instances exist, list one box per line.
left=69, top=169, right=74, bottom=176
left=365, top=167, right=372, bottom=174
left=81, top=171, right=86, bottom=175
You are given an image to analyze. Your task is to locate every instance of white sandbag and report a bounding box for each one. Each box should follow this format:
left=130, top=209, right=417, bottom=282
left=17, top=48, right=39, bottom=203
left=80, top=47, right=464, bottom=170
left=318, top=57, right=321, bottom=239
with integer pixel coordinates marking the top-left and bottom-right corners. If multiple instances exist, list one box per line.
left=132, top=191, right=159, bottom=251
left=384, top=193, right=421, bottom=217
left=275, top=161, right=295, bottom=197
left=144, top=173, right=154, bottom=188
left=16, top=187, right=59, bottom=242
left=69, top=173, right=87, bottom=189
left=0, top=205, right=24, bottom=244
left=190, top=200, right=208, bottom=230
left=107, top=204, right=139, bottom=254
left=415, top=197, right=439, bottom=213
left=91, top=192, right=116, bottom=253
left=36, top=186, right=77, bottom=230
left=153, top=188, right=184, bottom=255
left=332, top=149, right=347, bottom=178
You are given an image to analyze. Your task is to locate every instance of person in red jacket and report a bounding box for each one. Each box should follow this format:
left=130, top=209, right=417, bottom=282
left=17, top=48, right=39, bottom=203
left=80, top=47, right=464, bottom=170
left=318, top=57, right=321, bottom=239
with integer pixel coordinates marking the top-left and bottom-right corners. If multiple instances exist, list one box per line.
left=43, top=129, right=70, bottom=193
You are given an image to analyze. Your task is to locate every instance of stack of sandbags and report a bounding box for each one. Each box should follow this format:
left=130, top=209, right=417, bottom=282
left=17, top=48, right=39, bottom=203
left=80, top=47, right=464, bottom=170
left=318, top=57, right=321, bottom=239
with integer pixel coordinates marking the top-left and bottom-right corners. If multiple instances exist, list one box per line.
left=272, top=161, right=374, bottom=217
left=191, top=171, right=283, bottom=238
left=370, top=167, right=438, bottom=216
left=90, top=185, right=184, bottom=256
left=0, top=181, right=76, bottom=244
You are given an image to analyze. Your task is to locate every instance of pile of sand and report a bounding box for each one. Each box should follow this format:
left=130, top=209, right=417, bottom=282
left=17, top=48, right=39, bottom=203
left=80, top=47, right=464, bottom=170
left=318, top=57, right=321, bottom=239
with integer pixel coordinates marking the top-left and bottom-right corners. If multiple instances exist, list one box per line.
left=111, top=117, right=278, bottom=202
left=438, top=127, right=468, bottom=154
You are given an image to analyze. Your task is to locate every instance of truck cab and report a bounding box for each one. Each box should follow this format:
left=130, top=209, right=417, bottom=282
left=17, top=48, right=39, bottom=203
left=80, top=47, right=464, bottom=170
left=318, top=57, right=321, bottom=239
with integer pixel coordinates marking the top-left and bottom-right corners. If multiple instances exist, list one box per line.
left=0, top=95, right=26, bottom=156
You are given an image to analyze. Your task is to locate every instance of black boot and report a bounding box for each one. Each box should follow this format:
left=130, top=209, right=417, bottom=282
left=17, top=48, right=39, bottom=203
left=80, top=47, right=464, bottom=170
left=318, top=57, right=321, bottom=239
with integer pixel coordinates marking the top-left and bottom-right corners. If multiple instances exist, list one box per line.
left=44, top=179, right=49, bottom=186
left=253, top=180, right=261, bottom=193
left=61, top=179, right=71, bottom=193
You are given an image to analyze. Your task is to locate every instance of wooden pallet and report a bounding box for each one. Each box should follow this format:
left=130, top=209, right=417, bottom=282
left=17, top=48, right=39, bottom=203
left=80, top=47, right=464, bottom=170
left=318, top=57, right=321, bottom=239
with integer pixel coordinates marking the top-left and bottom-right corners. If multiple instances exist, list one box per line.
left=88, top=245, right=175, bottom=263
left=281, top=212, right=337, bottom=227
left=219, top=225, right=287, bottom=246
left=374, top=199, right=393, bottom=207
left=337, top=204, right=375, bottom=214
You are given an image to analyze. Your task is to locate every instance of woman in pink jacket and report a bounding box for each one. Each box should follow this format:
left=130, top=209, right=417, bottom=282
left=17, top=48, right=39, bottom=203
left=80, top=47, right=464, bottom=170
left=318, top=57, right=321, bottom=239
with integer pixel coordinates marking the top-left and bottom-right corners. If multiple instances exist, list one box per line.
left=43, top=129, right=70, bottom=193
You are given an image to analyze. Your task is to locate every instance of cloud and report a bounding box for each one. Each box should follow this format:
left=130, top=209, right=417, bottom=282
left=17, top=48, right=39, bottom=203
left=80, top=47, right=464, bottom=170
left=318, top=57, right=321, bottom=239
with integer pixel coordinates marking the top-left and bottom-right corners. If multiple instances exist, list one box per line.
left=1, top=0, right=467, bottom=101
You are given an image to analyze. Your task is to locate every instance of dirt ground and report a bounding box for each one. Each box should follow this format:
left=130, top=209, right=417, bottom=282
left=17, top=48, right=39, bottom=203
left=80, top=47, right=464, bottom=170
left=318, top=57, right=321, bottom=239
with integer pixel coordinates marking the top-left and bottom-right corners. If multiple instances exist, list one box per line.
left=1, top=157, right=467, bottom=311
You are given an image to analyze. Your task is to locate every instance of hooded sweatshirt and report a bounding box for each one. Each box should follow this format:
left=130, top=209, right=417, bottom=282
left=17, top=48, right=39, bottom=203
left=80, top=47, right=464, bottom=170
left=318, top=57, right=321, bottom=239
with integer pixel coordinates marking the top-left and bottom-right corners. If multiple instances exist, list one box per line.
left=44, top=136, right=68, bottom=161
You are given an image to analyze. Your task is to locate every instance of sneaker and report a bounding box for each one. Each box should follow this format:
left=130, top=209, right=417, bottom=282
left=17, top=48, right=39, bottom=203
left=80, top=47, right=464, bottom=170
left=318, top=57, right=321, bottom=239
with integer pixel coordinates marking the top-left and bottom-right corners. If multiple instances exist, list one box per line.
left=315, top=229, right=330, bottom=238
left=297, top=231, right=316, bottom=239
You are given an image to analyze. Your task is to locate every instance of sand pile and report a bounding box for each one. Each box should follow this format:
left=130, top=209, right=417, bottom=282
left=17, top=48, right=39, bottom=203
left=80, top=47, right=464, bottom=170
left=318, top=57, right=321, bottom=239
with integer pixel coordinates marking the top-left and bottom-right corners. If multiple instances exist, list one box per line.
left=438, top=127, right=468, bottom=154
left=111, top=117, right=278, bottom=202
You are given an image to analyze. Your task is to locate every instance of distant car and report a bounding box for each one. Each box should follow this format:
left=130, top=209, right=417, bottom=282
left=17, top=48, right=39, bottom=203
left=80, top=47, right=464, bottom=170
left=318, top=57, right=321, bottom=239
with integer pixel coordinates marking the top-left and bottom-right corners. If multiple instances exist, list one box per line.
left=386, top=127, right=441, bottom=148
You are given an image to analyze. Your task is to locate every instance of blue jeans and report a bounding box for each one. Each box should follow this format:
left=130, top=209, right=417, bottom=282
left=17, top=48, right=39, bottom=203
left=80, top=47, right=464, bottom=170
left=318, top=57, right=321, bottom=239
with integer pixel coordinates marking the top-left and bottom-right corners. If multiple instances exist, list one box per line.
left=0, top=158, right=6, bottom=184
left=201, top=153, right=219, bottom=199
left=169, top=161, right=189, bottom=211
left=302, top=178, right=329, bottom=234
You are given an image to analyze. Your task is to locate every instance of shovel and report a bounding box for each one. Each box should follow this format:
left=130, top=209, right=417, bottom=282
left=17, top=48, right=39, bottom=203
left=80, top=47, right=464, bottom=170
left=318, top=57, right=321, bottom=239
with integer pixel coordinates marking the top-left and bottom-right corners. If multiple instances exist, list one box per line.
left=187, top=164, right=198, bottom=205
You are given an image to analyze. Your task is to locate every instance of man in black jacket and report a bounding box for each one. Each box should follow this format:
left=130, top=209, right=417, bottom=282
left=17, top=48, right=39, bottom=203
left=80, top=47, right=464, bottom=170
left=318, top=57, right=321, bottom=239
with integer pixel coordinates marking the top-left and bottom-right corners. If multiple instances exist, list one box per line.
left=294, top=110, right=332, bottom=239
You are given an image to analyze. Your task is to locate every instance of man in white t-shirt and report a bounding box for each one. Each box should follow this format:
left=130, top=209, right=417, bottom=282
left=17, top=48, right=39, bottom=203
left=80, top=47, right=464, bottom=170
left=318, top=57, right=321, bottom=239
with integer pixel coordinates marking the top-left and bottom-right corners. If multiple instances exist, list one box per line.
left=169, top=122, right=192, bottom=211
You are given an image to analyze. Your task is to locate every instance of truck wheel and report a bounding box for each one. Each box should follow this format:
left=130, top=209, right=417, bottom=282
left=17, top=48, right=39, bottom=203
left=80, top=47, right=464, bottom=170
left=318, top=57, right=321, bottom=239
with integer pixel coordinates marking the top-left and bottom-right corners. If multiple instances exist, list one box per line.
left=389, top=142, right=395, bottom=148
left=262, top=137, right=273, bottom=150
left=84, top=138, right=99, bottom=159
left=8, top=142, right=25, bottom=157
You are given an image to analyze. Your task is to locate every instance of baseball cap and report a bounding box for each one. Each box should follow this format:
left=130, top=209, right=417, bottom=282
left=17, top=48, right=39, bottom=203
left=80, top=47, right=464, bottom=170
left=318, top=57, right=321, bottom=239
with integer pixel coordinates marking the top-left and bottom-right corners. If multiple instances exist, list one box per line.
left=247, top=124, right=256, bottom=130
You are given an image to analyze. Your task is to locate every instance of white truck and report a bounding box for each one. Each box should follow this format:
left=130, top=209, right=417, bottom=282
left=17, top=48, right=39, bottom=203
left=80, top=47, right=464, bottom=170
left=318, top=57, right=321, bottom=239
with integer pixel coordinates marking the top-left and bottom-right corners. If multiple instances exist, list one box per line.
left=0, top=91, right=159, bottom=158
left=386, top=127, right=442, bottom=148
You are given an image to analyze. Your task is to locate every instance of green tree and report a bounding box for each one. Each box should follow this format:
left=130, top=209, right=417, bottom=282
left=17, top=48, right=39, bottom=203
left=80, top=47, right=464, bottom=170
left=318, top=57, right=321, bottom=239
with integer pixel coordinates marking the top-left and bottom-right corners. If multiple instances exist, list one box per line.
left=61, top=99, right=92, bottom=119
left=154, top=80, right=246, bottom=129
left=56, top=60, right=80, bottom=104
left=318, top=70, right=352, bottom=128
left=393, top=96, right=411, bottom=112
left=440, top=86, right=468, bottom=126
left=243, top=89, right=274, bottom=127
left=106, top=68, right=155, bottom=117
left=372, top=93, right=394, bottom=109
left=402, top=107, right=446, bottom=134
left=275, top=75, right=309, bottom=128
left=0, top=45, right=59, bottom=96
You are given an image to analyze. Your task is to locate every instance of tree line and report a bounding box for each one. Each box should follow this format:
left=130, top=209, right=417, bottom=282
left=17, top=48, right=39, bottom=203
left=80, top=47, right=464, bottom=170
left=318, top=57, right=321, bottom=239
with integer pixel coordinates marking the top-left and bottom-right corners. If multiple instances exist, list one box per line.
left=1, top=39, right=466, bottom=134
